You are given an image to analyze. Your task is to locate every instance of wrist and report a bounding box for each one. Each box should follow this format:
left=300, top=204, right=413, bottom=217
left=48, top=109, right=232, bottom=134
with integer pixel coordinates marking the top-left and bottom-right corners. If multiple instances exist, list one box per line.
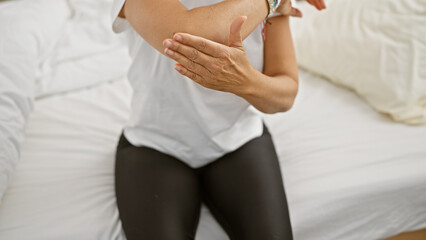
left=233, top=65, right=261, bottom=99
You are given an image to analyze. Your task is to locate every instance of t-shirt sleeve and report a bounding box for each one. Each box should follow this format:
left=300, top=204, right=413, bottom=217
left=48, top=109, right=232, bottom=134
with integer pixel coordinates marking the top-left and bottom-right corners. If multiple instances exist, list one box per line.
left=111, top=0, right=131, bottom=33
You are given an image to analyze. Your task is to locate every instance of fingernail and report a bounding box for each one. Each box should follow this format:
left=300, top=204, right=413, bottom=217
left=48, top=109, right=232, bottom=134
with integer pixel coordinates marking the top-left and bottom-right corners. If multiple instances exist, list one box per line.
left=174, top=34, right=183, bottom=42
left=174, top=65, right=182, bottom=72
left=163, top=40, right=172, bottom=48
left=165, top=48, right=174, bottom=56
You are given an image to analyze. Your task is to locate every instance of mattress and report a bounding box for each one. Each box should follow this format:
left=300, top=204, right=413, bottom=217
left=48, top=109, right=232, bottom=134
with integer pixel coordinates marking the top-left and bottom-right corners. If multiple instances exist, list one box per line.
left=0, top=69, right=425, bottom=240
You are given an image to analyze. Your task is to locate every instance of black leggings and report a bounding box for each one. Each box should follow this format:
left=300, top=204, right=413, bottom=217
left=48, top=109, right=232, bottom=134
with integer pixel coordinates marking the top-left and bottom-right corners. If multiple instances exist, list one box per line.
left=115, top=124, right=293, bottom=240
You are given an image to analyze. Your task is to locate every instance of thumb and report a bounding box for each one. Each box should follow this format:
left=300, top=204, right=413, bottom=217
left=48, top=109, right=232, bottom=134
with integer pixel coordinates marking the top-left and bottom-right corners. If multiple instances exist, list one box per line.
left=228, top=16, right=247, bottom=48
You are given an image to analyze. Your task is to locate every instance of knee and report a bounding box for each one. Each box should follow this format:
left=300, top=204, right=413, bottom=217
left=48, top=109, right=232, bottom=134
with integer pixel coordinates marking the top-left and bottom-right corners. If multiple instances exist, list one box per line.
left=261, top=229, right=293, bottom=240
left=270, top=222, right=294, bottom=240
left=120, top=215, right=198, bottom=240
left=123, top=228, right=195, bottom=240
left=271, top=231, right=294, bottom=240
left=240, top=223, right=293, bottom=240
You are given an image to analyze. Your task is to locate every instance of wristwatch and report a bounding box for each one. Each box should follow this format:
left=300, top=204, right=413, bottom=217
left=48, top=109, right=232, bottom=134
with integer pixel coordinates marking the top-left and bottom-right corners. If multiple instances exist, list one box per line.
left=266, top=0, right=282, bottom=18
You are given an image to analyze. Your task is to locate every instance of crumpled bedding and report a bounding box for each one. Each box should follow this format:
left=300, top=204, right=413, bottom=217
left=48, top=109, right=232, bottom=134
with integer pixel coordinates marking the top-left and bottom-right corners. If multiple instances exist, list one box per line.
left=0, top=0, right=71, bottom=202
left=0, top=0, right=130, bottom=202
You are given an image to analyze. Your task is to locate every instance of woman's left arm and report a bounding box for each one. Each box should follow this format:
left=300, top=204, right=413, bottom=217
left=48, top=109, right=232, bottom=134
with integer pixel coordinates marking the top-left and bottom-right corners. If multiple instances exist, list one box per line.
left=163, top=15, right=299, bottom=114
left=242, top=15, right=299, bottom=114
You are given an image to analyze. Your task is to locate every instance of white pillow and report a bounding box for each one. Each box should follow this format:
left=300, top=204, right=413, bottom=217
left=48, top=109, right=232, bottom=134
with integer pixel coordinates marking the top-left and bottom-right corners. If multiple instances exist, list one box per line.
left=0, top=0, right=70, bottom=202
left=294, top=0, right=426, bottom=125
left=35, top=0, right=131, bottom=97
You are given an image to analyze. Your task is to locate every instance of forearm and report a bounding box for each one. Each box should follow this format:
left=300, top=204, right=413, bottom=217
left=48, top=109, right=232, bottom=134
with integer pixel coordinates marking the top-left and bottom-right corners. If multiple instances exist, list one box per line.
left=123, top=0, right=268, bottom=52
left=238, top=15, right=298, bottom=114
left=263, top=16, right=298, bottom=81
left=238, top=68, right=298, bottom=114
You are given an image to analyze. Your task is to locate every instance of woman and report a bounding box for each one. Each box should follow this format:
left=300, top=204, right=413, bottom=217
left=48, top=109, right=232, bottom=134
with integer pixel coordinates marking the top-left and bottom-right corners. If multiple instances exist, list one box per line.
left=112, top=0, right=325, bottom=239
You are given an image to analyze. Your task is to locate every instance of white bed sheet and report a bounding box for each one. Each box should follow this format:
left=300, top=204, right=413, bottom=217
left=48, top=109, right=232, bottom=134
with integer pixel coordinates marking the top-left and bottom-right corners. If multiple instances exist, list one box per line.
left=264, top=70, right=426, bottom=239
left=0, top=70, right=425, bottom=240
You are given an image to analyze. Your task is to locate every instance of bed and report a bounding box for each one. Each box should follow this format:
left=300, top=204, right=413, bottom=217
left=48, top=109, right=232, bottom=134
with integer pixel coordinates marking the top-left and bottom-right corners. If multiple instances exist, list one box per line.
left=1, top=0, right=426, bottom=239
left=0, top=68, right=425, bottom=239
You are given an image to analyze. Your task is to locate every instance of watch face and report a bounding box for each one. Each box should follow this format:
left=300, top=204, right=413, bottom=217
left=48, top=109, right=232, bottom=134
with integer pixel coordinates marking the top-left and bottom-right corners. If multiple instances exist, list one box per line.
left=269, top=0, right=279, bottom=13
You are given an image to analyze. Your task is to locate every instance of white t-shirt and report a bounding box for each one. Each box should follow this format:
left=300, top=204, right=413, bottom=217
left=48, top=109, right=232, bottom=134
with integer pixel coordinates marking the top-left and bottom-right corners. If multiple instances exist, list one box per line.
left=111, top=0, right=265, bottom=168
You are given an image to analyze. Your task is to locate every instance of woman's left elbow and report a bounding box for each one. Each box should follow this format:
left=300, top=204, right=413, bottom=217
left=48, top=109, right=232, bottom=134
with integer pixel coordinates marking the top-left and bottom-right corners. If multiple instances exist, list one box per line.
left=278, top=98, right=295, bottom=112
left=259, top=97, right=295, bottom=114
left=278, top=84, right=298, bottom=113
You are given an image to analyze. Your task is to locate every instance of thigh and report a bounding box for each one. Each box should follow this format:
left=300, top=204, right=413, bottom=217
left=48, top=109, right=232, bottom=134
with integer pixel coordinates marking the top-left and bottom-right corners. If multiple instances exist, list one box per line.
left=197, top=125, right=293, bottom=240
left=115, top=134, right=202, bottom=240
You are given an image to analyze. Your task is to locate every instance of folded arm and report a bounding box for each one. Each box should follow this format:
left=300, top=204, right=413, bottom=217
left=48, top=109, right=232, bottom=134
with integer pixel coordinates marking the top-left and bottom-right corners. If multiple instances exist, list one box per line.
left=162, top=15, right=299, bottom=114
left=121, top=0, right=270, bottom=52
left=150, top=0, right=328, bottom=113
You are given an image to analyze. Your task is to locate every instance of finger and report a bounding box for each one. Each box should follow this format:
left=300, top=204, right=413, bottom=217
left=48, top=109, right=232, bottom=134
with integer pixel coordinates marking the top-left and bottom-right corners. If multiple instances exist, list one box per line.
left=172, top=32, right=225, bottom=57
left=164, top=48, right=211, bottom=77
left=290, top=7, right=303, bottom=18
left=319, top=0, right=326, bottom=9
left=315, top=0, right=326, bottom=10
left=174, top=64, right=206, bottom=87
left=163, top=39, right=212, bottom=68
left=314, top=0, right=323, bottom=10
left=306, top=0, right=320, bottom=10
left=228, top=16, right=247, bottom=48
